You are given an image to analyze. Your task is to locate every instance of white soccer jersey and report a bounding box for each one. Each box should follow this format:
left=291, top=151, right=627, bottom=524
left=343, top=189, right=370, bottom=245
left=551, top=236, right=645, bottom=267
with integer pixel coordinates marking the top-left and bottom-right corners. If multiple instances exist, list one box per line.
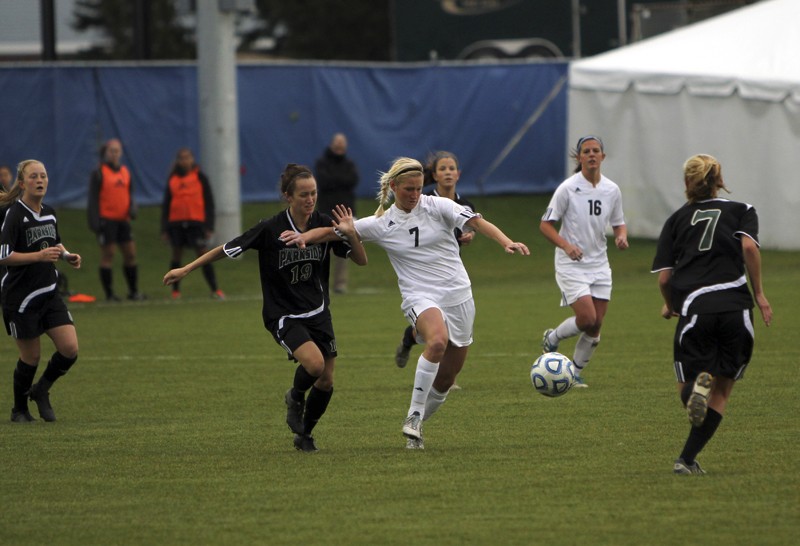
left=355, top=194, right=477, bottom=307
left=541, top=172, right=625, bottom=272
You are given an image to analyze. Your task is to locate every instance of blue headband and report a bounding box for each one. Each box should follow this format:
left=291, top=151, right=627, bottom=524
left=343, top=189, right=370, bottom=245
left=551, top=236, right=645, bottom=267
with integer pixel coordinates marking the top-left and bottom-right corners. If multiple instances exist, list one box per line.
left=576, top=135, right=604, bottom=153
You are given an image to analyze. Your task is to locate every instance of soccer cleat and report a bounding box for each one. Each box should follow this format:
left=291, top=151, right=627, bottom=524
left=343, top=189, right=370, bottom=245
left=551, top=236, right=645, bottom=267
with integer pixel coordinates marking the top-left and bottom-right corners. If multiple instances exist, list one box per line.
left=28, top=382, right=56, bottom=422
left=171, top=290, right=181, bottom=300
left=541, top=328, right=558, bottom=353
left=284, top=389, right=305, bottom=434
left=673, top=458, right=706, bottom=475
left=293, top=433, right=319, bottom=453
left=687, top=372, right=714, bottom=427
left=406, top=424, right=424, bottom=449
left=127, top=292, right=147, bottom=301
left=10, top=408, right=36, bottom=423
left=211, top=289, right=226, bottom=300
left=107, top=294, right=122, bottom=302
left=402, top=411, right=422, bottom=440
left=395, top=343, right=411, bottom=368
left=572, top=374, right=588, bottom=388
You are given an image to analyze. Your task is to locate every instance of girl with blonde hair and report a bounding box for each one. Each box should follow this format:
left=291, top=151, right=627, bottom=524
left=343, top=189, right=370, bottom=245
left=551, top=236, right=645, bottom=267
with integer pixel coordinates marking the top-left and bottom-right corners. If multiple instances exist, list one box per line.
left=283, top=156, right=529, bottom=449
left=1, top=160, right=82, bottom=422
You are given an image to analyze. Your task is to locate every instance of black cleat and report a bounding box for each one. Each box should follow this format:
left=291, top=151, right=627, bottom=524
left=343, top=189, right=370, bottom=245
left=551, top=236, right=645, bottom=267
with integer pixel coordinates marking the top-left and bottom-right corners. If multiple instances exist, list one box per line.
left=28, top=382, right=56, bottom=422
left=10, top=408, right=36, bottom=423
left=293, top=433, right=319, bottom=453
left=284, top=389, right=305, bottom=434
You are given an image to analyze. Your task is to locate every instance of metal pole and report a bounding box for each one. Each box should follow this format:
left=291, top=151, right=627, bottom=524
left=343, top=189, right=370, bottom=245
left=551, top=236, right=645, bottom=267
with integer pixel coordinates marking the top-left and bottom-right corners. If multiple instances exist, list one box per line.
left=618, top=0, right=627, bottom=47
left=571, top=0, right=581, bottom=58
left=40, top=0, right=57, bottom=61
left=197, top=0, right=242, bottom=243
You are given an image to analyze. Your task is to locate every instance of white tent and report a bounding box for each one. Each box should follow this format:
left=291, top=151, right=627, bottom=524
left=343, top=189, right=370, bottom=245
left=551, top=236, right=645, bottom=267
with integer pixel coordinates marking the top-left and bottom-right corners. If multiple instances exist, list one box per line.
left=569, top=0, right=800, bottom=249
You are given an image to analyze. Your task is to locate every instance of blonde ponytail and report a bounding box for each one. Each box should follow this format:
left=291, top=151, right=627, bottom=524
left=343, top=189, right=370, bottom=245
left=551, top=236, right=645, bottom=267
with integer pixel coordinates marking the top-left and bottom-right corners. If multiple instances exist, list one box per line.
left=374, top=157, right=424, bottom=217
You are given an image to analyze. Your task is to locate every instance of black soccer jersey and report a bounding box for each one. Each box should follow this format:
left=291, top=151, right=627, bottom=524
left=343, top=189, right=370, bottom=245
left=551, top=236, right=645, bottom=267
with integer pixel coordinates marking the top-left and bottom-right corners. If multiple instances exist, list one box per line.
left=0, top=200, right=62, bottom=313
left=426, top=188, right=476, bottom=245
left=652, top=198, right=757, bottom=316
left=223, top=209, right=349, bottom=325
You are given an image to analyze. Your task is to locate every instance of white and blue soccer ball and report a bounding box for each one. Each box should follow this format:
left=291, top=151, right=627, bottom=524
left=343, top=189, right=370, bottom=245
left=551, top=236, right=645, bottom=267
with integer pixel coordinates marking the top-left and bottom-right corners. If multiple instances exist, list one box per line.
left=530, top=352, right=575, bottom=397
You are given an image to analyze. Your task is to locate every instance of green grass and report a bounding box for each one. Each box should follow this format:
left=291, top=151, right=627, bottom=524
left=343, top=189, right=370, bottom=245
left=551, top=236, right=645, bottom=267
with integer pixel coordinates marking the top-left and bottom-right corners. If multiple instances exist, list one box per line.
left=1, top=195, right=798, bottom=546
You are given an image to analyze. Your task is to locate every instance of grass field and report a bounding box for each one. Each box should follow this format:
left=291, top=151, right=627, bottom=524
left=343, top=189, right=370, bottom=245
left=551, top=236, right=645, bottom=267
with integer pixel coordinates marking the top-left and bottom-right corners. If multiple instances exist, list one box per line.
left=1, top=195, right=798, bottom=545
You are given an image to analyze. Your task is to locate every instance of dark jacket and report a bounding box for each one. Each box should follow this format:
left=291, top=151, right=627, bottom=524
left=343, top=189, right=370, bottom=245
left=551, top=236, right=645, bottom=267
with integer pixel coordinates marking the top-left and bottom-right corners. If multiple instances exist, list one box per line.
left=314, top=147, right=359, bottom=216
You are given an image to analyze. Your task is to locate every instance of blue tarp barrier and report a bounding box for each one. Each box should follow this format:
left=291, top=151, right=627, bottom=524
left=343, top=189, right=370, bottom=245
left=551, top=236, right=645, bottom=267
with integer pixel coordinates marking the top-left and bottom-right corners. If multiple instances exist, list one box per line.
left=0, top=61, right=567, bottom=206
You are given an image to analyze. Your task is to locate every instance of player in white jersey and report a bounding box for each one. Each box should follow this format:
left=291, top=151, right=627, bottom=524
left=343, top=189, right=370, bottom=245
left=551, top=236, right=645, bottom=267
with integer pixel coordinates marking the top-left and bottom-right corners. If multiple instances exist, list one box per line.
left=540, top=136, right=628, bottom=387
left=281, top=157, right=529, bottom=449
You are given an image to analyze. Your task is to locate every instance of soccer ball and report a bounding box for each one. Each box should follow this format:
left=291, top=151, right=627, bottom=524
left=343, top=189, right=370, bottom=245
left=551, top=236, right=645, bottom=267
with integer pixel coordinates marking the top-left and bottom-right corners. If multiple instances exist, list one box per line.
left=530, top=352, right=575, bottom=397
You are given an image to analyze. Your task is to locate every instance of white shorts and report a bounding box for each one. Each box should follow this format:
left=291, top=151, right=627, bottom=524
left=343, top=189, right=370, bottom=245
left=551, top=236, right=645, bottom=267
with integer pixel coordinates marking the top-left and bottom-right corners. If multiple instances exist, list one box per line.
left=401, top=297, right=475, bottom=348
left=555, top=267, right=612, bottom=307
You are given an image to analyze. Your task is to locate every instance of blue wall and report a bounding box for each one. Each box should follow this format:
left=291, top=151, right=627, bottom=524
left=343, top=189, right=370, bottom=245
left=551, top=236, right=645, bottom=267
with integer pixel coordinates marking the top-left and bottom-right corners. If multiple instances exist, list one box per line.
left=0, top=61, right=567, bottom=206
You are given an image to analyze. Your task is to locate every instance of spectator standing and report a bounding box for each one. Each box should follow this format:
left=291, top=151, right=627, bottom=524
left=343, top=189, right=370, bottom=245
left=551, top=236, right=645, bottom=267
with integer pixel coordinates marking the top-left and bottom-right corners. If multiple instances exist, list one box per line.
left=161, top=147, right=224, bottom=300
left=87, top=139, right=145, bottom=301
left=314, top=133, right=359, bottom=294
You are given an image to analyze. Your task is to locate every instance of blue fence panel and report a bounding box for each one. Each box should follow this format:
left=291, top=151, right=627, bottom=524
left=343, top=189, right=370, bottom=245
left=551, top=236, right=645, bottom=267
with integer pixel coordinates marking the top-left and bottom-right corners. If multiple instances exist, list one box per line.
left=0, top=61, right=568, bottom=207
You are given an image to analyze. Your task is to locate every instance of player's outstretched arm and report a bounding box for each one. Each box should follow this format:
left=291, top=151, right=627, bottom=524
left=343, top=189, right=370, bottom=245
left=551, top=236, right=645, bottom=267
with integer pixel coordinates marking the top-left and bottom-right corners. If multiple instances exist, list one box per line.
left=468, top=216, right=529, bottom=255
left=279, top=227, right=338, bottom=249
left=540, top=220, right=582, bottom=261
left=742, top=236, right=772, bottom=326
left=163, top=245, right=226, bottom=286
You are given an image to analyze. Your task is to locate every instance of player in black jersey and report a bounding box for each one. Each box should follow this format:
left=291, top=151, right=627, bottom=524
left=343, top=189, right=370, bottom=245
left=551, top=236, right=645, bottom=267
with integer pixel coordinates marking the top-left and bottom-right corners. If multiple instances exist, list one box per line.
left=163, top=164, right=367, bottom=452
left=394, top=152, right=476, bottom=376
left=0, top=160, right=82, bottom=423
left=652, top=154, right=772, bottom=475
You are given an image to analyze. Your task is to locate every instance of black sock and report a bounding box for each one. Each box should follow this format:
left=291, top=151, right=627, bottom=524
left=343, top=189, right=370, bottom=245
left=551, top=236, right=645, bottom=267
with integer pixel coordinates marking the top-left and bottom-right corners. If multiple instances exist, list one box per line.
left=41, top=352, right=78, bottom=387
left=201, top=263, right=218, bottom=292
left=13, top=360, right=37, bottom=412
left=303, top=386, right=333, bottom=436
left=170, top=261, right=181, bottom=291
left=402, top=325, right=417, bottom=348
left=680, top=408, right=723, bottom=464
left=292, top=365, right=318, bottom=400
left=124, top=265, right=138, bottom=295
left=680, top=382, right=693, bottom=407
left=100, top=267, right=113, bottom=298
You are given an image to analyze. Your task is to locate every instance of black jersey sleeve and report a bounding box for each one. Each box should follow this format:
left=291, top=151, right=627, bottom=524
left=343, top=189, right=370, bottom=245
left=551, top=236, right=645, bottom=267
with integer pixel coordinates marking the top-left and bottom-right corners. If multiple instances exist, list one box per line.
left=223, top=220, right=269, bottom=258
left=735, top=205, right=759, bottom=244
left=651, top=213, right=677, bottom=272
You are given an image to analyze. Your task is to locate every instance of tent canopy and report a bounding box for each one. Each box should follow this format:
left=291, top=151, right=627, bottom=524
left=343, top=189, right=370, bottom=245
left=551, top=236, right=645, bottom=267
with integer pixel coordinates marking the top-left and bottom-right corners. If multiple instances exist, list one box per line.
left=571, top=0, right=800, bottom=102
left=568, top=0, right=800, bottom=250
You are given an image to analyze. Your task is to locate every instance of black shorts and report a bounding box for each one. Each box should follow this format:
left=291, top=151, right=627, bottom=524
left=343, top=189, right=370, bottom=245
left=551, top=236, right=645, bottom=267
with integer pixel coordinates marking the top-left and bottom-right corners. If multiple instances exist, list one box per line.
left=673, top=310, right=754, bottom=383
left=267, top=312, right=338, bottom=362
left=166, top=223, right=207, bottom=248
left=97, top=219, right=133, bottom=246
left=3, top=294, right=74, bottom=339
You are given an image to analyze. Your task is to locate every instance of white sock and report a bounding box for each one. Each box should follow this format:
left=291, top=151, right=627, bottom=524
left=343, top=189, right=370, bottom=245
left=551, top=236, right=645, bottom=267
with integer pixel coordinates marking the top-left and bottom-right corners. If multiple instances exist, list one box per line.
left=423, top=387, right=449, bottom=422
left=408, top=356, right=438, bottom=418
left=573, top=333, right=600, bottom=375
left=552, top=316, right=581, bottom=344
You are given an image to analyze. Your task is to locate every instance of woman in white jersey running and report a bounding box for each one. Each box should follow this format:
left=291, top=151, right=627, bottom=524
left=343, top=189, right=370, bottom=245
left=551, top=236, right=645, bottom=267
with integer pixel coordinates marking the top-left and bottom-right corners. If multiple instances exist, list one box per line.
left=539, top=136, right=628, bottom=387
left=282, top=157, right=529, bottom=449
